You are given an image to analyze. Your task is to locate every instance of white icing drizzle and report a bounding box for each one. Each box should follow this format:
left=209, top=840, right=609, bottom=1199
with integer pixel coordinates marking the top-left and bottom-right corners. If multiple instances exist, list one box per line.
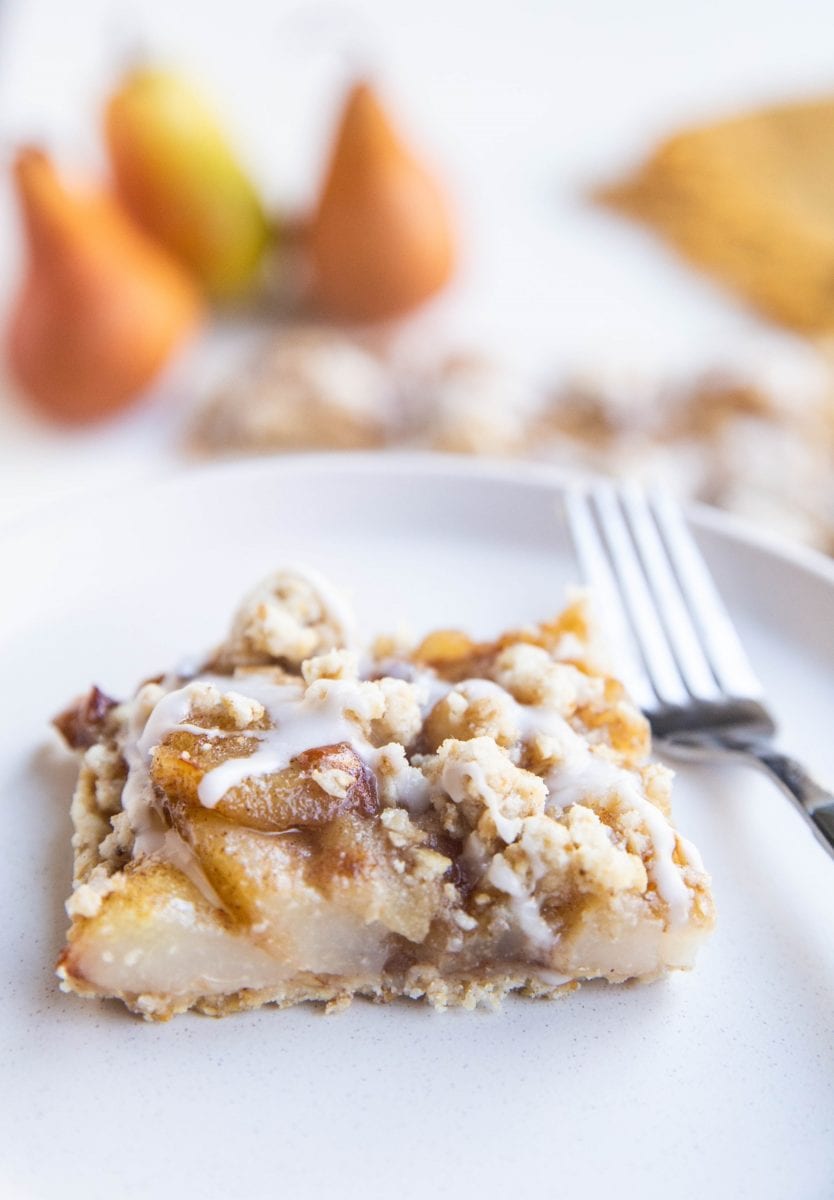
left=153, top=828, right=226, bottom=909
left=118, top=655, right=692, bottom=929
left=415, top=669, right=460, bottom=716
left=546, top=743, right=691, bottom=925
left=371, top=744, right=431, bottom=812
left=119, top=687, right=227, bottom=907
left=372, top=660, right=459, bottom=718
left=431, top=675, right=579, bottom=749
left=485, top=853, right=554, bottom=949
left=425, top=675, right=691, bottom=927
left=196, top=676, right=376, bottom=808
left=136, top=688, right=212, bottom=758
left=440, top=754, right=523, bottom=844
left=460, top=831, right=491, bottom=879
left=677, top=834, right=705, bottom=874
left=447, top=678, right=508, bottom=702
left=429, top=675, right=692, bottom=927
left=121, top=693, right=168, bottom=847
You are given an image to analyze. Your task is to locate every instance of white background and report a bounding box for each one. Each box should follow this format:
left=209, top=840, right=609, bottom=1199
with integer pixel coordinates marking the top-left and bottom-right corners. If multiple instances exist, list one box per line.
left=1, top=0, right=832, bottom=523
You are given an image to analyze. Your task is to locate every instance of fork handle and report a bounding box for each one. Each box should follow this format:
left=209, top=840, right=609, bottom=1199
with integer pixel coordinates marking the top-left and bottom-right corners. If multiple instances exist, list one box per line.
left=747, top=745, right=834, bottom=859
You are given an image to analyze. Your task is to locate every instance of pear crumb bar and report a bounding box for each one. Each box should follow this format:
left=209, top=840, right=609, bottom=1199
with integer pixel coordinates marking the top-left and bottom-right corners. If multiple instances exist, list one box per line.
left=55, top=566, right=714, bottom=1020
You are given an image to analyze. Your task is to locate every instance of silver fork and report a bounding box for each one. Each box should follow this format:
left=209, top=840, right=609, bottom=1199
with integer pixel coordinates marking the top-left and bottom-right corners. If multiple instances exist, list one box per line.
left=565, top=481, right=834, bottom=859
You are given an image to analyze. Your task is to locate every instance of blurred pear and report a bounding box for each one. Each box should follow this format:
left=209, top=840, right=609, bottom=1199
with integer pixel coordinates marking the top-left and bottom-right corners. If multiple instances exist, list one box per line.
left=6, top=147, right=202, bottom=423
left=105, top=67, right=270, bottom=301
left=309, top=81, right=455, bottom=321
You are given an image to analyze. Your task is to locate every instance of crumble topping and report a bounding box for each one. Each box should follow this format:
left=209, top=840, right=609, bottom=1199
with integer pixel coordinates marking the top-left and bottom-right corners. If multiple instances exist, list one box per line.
left=434, top=737, right=547, bottom=844
left=55, top=566, right=714, bottom=1020
left=213, top=564, right=355, bottom=670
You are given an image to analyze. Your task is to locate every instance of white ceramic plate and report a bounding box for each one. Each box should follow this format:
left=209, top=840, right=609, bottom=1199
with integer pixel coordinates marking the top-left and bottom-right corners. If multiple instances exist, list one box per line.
left=2, top=454, right=833, bottom=1200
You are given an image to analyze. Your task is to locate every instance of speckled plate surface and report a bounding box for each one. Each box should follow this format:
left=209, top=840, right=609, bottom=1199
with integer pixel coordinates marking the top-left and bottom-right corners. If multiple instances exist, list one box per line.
left=2, top=454, right=833, bottom=1200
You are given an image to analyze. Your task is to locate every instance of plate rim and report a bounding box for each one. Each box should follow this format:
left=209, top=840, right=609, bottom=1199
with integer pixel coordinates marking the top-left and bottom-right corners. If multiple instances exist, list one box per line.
left=3, top=449, right=833, bottom=590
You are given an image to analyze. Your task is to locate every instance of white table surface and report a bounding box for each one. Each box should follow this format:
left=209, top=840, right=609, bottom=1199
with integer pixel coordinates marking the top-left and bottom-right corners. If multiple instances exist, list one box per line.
left=0, top=0, right=831, bottom=527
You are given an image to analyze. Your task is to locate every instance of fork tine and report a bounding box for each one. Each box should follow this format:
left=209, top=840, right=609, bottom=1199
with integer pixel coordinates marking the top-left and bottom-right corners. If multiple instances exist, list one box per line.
left=649, top=490, right=764, bottom=699
left=588, top=484, right=690, bottom=707
left=563, top=488, right=655, bottom=711
left=618, top=483, right=721, bottom=702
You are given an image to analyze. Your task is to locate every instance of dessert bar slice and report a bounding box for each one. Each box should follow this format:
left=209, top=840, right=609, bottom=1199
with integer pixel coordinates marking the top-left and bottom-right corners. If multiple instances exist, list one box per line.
left=55, top=567, right=714, bottom=1020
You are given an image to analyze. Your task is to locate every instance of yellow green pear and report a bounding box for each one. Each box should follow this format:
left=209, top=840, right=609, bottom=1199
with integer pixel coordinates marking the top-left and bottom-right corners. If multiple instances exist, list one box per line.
left=105, top=66, right=270, bottom=301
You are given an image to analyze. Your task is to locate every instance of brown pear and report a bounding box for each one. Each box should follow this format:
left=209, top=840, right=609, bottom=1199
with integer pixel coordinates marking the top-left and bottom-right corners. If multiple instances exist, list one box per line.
left=6, top=147, right=202, bottom=423
left=309, top=82, right=455, bottom=321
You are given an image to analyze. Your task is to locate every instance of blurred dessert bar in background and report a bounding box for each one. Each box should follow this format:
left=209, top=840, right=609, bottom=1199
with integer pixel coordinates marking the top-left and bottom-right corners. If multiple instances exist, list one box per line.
left=190, top=327, right=834, bottom=554
left=192, top=328, right=395, bottom=453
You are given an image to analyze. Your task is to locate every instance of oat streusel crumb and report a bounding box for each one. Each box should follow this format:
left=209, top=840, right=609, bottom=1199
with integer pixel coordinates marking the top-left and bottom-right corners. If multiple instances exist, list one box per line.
left=55, top=566, right=714, bottom=1021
